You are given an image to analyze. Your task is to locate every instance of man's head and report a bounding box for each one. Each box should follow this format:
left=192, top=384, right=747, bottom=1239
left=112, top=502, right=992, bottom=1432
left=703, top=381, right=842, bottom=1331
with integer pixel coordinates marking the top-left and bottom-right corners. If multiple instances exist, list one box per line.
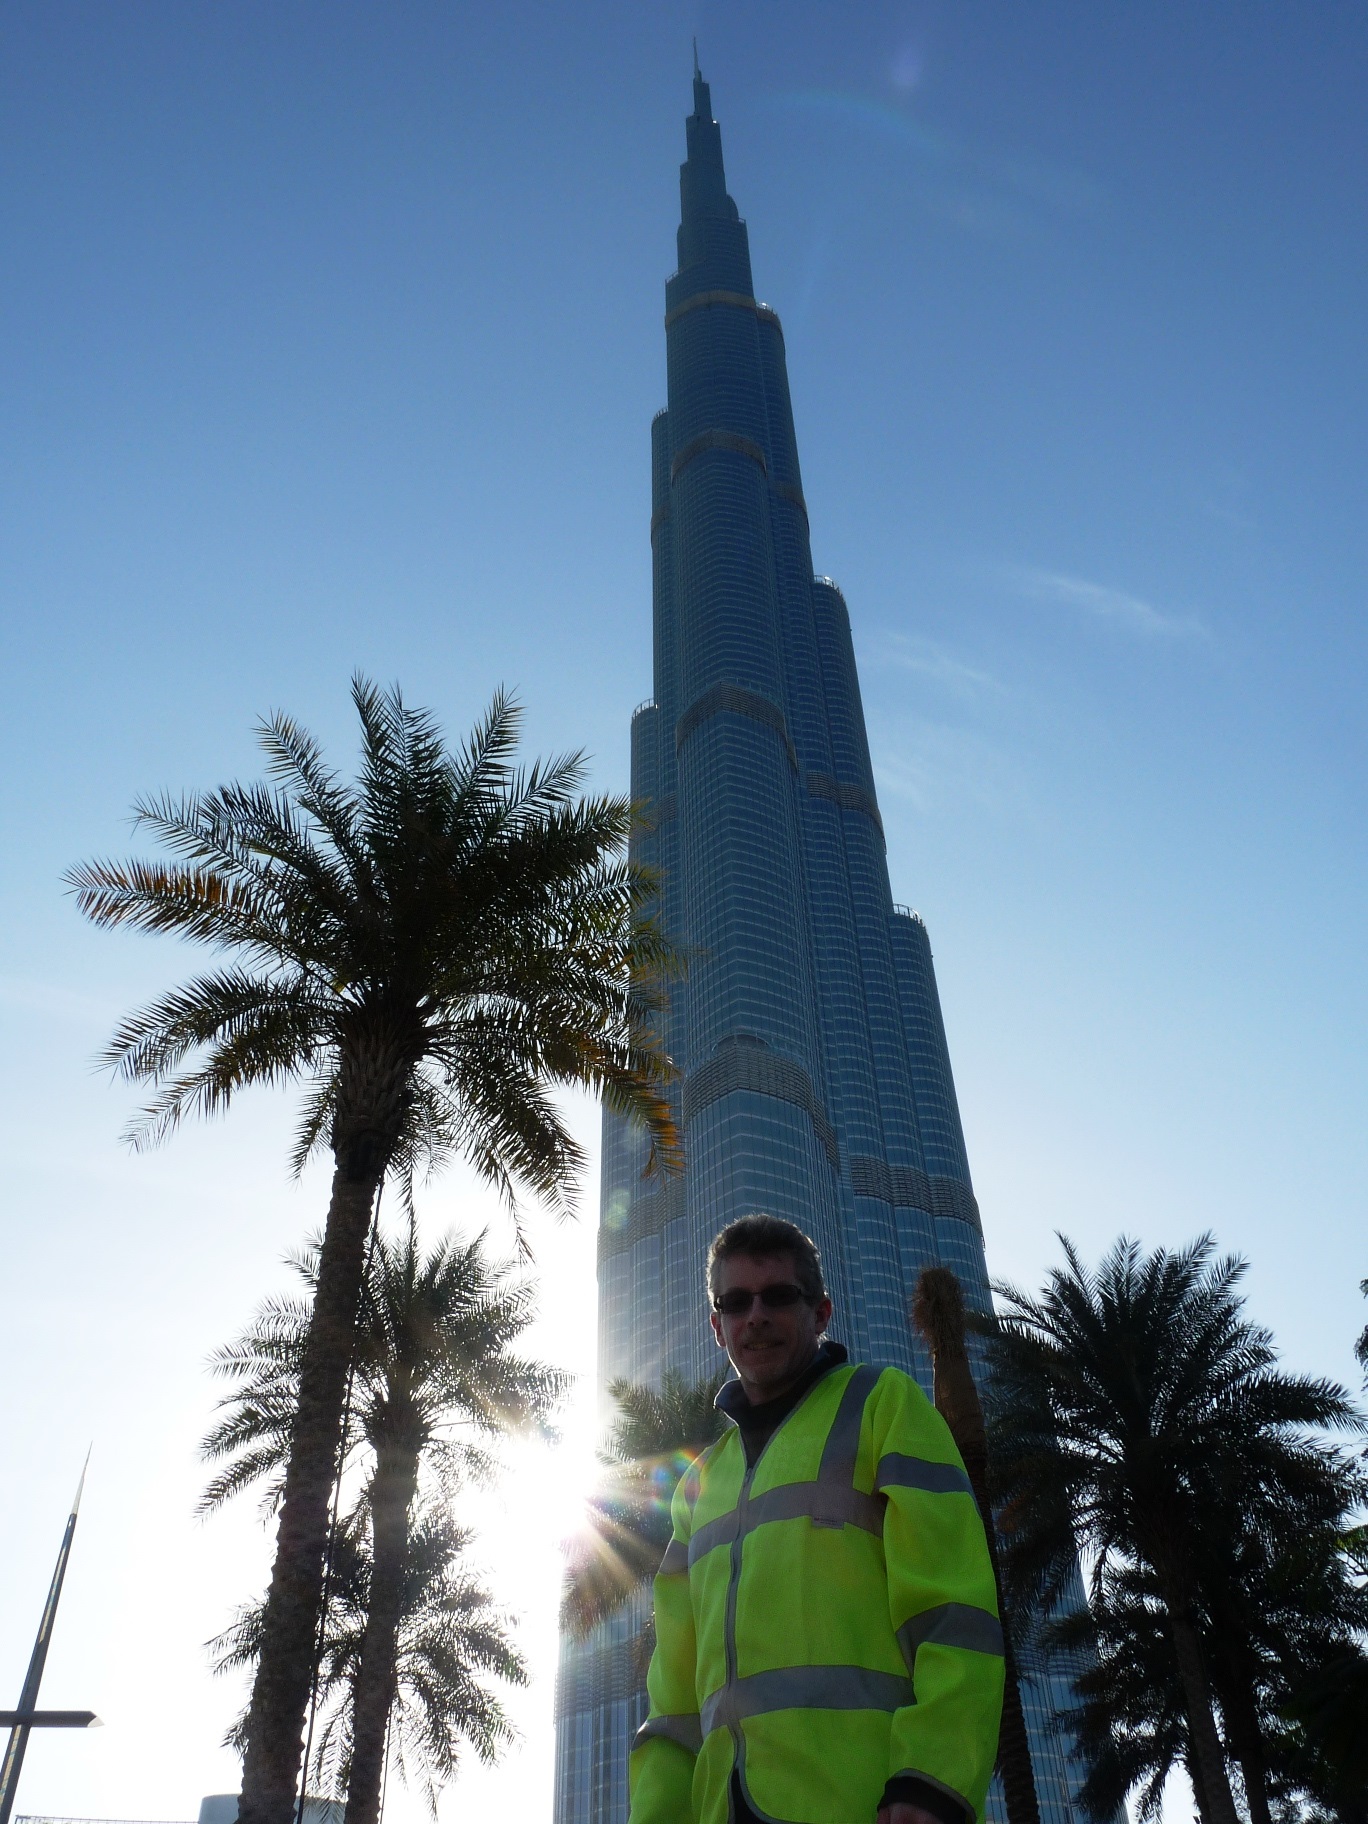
left=707, top=1215, right=833, bottom=1403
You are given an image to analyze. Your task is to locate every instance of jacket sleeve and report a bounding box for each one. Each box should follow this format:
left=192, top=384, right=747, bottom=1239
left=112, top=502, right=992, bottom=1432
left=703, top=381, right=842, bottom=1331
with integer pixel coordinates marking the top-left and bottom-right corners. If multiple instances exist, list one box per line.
left=873, top=1370, right=1005, bottom=1824
left=627, top=1457, right=703, bottom=1824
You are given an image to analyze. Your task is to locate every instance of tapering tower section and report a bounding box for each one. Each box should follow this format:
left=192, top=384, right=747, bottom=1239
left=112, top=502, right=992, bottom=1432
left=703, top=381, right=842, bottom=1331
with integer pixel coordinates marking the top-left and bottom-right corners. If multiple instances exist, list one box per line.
left=554, top=72, right=1092, bottom=1824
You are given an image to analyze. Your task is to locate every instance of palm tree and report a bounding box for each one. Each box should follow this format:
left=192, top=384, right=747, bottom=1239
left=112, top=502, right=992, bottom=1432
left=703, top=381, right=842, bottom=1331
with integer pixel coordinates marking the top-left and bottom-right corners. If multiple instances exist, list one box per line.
left=911, top=1268, right=1040, bottom=1824
left=202, top=1222, right=565, bottom=1824
left=1279, top=1638, right=1368, bottom=1824
left=213, top=1503, right=524, bottom=1817
left=987, top=1234, right=1362, bottom=1824
left=1053, top=1516, right=1368, bottom=1824
left=70, top=679, right=677, bottom=1824
left=1049, top=1560, right=1194, bottom=1823
left=560, top=1371, right=727, bottom=1646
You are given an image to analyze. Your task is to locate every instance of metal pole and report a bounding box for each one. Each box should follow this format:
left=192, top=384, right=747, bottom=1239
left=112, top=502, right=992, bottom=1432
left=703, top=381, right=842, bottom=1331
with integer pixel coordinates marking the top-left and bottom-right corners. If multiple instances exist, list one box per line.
left=0, top=1455, right=91, bottom=1824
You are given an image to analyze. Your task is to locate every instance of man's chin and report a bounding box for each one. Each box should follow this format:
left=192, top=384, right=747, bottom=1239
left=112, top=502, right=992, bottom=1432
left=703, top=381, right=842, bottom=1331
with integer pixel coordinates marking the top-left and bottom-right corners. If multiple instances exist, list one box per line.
left=739, top=1356, right=795, bottom=1394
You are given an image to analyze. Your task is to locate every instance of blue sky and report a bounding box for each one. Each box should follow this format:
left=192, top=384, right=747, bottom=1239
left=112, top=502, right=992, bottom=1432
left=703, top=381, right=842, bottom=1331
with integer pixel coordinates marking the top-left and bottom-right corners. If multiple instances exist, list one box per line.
left=2, top=5, right=1365, bottom=1821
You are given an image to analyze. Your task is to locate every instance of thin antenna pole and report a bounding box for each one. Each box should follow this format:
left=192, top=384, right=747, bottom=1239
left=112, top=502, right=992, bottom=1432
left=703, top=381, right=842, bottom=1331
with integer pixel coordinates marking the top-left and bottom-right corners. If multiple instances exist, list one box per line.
left=0, top=1455, right=92, bottom=1824
left=693, top=36, right=700, bottom=78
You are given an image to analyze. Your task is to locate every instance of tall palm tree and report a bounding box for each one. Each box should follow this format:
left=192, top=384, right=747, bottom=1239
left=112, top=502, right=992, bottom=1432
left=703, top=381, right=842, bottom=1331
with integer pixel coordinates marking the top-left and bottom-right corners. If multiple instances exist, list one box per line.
left=987, top=1234, right=1361, bottom=1824
left=202, top=1223, right=565, bottom=1824
left=70, top=679, right=678, bottom=1824
left=911, top=1267, right=1040, bottom=1824
left=560, top=1371, right=727, bottom=1644
left=1056, top=1515, right=1368, bottom=1824
left=212, top=1503, right=524, bottom=1817
left=1049, top=1560, right=1194, bottom=1823
left=1279, top=1638, right=1368, bottom=1824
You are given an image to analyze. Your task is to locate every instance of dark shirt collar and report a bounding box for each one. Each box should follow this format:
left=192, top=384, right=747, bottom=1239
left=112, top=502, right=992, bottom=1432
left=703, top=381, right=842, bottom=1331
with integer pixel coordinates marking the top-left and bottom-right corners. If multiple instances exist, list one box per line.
left=715, top=1339, right=849, bottom=1465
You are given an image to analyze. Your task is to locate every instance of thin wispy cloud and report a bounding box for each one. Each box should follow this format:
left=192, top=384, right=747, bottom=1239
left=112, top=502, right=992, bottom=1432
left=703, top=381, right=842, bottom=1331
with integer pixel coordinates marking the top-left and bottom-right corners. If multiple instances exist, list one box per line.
left=1006, top=566, right=1208, bottom=640
left=866, top=709, right=1049, bottom=829
left=866, top=630, right=1006, bottom=699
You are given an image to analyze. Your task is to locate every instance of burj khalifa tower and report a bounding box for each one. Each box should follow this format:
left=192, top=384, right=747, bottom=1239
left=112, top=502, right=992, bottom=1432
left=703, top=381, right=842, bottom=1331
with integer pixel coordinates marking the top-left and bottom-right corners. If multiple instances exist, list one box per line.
left=554, top=69, right=1093, bottom=1824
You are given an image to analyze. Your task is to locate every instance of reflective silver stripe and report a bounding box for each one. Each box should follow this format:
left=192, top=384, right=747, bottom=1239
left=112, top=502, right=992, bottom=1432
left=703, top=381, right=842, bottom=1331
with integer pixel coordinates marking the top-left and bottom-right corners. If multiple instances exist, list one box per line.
left=658, top=1536, right=689, bottom=1575
left=701, top=1664, right=913, bottom=1736
left=750, top=1479, right=883, bottom=1534
left=687, top=1508, right=738, bottom=1565
left=898, top=1603, right=1005, bottom=1663
left=687, top=1479, right=884, bottom=1564
left=877, top=1453, right=974, bottom=1497
left=632, top=1712, right=703, bottom=1754
left=818, top=1364, right=881, bottom=1486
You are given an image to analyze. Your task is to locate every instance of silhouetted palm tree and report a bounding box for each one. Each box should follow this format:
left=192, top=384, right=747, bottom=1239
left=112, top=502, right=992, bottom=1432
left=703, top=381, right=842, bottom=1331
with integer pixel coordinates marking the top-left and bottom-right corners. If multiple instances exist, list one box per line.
left=912, top=1267, right=1041, bottom=1824
left=212, top=1504, right=523, bottom=1817
left=1279, top=1636, right=1368, bottom=1824
left=561, top=1371, right=727, bottom=1645
left=202, top=1222, right=565, bottom=1824
left=1049, top=1560, right=1192, bottom=1823
left=987, top=1234, right=1361, bottom=1824
left=71, top=678, right=677, bottom=1824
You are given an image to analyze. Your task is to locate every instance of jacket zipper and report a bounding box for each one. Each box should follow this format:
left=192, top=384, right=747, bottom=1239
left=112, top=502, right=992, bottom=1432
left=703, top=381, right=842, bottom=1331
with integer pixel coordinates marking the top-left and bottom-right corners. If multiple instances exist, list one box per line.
left=720, top=1368, right=848, bottom=1794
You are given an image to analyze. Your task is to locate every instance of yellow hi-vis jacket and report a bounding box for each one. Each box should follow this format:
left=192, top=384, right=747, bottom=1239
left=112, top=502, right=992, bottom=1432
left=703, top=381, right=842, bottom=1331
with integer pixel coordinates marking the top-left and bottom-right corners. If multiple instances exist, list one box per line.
left=628, top=1359, right=1004, bottom=1824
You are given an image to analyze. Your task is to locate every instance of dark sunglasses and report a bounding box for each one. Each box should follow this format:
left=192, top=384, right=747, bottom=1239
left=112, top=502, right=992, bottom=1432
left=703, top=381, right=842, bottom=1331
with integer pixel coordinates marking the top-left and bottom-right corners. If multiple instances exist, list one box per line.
left=712, top=1283, right=812, bottom=1316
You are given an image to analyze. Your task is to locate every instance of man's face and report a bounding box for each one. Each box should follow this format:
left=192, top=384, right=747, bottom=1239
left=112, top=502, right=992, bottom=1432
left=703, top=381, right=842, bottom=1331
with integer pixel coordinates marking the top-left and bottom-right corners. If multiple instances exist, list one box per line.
left=709, top=1250, right=833, bottom=1403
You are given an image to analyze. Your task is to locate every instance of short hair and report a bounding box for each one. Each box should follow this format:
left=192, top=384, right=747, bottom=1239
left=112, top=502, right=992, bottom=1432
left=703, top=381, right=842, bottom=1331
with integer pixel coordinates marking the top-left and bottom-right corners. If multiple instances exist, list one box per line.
left=707, top=1215, right=827, bottom=1303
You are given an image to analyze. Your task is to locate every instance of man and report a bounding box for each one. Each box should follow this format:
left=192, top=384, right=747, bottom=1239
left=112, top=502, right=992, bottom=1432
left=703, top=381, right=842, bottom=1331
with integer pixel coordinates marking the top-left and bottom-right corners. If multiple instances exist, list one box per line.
left=629, top=1215, right=1004, bottom=1824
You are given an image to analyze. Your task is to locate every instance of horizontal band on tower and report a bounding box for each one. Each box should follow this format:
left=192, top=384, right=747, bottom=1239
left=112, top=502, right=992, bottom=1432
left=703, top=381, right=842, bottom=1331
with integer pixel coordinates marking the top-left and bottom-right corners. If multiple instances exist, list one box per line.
left=598, top=1172, right=685, bottom=1261
left=671, top=428, right=768, bottom=483
left=676, top=682, right=798, bottom=772
left=806, top=771, right=884, bottom=837
left=664, top=290, right=783, bottom=333
left=684, top=1036, right=839, bottom=1170
left=848, top=1156, right=982, bottom=1233
left=556, top=1628, right=646, bottom=1718
left=772, top=479, right=808, bottom=522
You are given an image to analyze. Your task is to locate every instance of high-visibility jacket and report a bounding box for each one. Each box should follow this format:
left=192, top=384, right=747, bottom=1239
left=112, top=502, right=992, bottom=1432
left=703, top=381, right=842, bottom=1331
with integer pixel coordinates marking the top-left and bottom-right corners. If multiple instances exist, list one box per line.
left=629, top=1359, right=1004, bottom=1824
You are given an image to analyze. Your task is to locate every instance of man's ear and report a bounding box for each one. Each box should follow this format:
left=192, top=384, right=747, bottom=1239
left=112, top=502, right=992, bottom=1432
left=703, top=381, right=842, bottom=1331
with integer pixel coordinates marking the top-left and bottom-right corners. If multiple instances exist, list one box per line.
left=710, top=1309, right=727, bottom=1348
left=814, top=1296, right=834, bottom=1335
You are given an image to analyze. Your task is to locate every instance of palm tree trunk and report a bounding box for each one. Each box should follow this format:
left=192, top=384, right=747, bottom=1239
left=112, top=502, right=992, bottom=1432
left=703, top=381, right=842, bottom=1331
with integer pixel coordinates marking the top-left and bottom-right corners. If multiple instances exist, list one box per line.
left=1183, top=1754, right=1213, bottom=1824
left=346, top=1442, right=420, bottom=1824
left=1237, top=1756, right=1273, bottom=1824
left=1209, top=1635, right=1272, bottom=1824
left=1223, top=1692, right=1273, bottom=1824
left=1164, top=1601, right=1241, bottom=1824
left=238, top=1157, right=382, bottom=1824
left=912, top=1270, right=1041, bottom=1824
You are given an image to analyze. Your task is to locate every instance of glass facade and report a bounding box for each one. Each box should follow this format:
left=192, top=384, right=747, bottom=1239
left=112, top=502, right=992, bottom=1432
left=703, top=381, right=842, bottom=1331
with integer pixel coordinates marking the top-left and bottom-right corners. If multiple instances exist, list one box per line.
left=554, top=71, right=1099, bottom=1824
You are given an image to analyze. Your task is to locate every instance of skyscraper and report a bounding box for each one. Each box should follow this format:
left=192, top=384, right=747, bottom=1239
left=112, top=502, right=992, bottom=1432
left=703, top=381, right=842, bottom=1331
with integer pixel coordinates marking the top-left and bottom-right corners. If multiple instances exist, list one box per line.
left=555, top=69, right=1091, bottom=1824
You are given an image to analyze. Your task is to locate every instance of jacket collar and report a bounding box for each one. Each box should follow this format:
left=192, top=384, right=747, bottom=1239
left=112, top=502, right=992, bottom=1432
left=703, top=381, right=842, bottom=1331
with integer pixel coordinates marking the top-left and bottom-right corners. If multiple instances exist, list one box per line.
left=714, top=1337, right=849, bottom=1425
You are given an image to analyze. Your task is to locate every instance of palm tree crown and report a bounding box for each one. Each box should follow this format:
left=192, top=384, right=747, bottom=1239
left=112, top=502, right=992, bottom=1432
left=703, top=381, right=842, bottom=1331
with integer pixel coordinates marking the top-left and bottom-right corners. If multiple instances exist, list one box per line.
left=561, top=1370, right=728, bottom=1643
left=201, top=1223, right=565, bottom=1514
left=988, top=1233, right=1362, bottom=1824
left=69, top=678, right=676, bottom=1198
